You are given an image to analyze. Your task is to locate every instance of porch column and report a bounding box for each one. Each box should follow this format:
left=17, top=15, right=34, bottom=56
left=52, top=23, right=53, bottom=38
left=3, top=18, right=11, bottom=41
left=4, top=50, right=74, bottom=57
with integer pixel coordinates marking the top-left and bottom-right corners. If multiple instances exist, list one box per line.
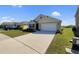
left=34, top=23, right=36, bottom=30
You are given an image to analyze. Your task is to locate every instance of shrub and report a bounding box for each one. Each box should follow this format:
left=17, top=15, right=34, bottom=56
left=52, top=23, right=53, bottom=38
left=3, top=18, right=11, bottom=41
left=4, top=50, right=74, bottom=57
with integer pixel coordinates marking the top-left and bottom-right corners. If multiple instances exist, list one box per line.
left=18, top=24, right=28, bottom=30
left=72, top=26, right=76, bottom=31
left=64, top=25, right=74, bottom=28
left=25, top=28, right=35, bottom=32
left=56, top=30, right=62, bottom=34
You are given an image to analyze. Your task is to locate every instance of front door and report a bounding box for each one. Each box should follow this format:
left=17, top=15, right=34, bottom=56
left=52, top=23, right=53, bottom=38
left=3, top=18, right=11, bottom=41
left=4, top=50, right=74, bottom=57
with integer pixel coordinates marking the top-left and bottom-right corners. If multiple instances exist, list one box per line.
left=36, top=23, right=39, bottom=30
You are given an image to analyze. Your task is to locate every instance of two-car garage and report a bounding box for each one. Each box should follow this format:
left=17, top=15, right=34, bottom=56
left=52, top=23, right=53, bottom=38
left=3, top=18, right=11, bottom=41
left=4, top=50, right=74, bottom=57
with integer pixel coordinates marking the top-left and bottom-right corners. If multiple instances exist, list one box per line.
left=40, top=23, right=57, bottom=32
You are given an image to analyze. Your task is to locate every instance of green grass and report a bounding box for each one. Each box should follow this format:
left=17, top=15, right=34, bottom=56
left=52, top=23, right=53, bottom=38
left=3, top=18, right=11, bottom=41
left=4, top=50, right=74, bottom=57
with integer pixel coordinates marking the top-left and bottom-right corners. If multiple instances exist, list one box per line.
left=0, top=29, right=30, bottom=38
left=46, top=28, right=74, bottom=54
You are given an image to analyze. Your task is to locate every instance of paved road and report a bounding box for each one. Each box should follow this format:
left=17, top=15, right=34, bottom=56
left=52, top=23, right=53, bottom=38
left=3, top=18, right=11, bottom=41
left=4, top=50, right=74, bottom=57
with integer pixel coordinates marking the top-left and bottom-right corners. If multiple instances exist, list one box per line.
left=0, top=31, right=55, bottom=54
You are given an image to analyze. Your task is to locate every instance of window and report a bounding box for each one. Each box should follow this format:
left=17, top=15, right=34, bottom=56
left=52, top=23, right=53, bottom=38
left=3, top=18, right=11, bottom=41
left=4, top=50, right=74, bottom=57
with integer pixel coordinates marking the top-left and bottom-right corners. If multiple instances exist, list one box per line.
left=29, top=24, right=34, bottom=27
left=47, top=16, right=48, bottom=18
left=40, top=16, right=42, bottom=19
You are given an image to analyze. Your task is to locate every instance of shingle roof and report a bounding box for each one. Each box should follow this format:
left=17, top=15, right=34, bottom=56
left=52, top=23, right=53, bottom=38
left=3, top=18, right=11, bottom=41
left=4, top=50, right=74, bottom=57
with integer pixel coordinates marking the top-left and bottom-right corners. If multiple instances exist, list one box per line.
left=34, top=14, right=61, bottom=22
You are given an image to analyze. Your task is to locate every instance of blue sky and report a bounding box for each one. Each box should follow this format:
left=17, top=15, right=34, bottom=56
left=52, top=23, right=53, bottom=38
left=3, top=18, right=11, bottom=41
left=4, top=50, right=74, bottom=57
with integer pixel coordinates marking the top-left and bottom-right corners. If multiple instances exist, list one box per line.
left=0, top=5, right=78, bottom=26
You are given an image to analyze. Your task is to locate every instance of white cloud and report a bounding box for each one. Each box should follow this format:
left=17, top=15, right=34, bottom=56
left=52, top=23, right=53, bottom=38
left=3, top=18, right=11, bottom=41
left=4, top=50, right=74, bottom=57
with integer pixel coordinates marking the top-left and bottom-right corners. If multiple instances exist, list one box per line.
left=18, top=5, right=22, bottom=8
left=1, top=20, right=13, bottom=23
left=11, top=5, right=22, bottom=8
left=0, top=16, right=17, bottom=24
left=1, top=16, right=9, bottom=19
left=51, top=11, right=61, bottom=17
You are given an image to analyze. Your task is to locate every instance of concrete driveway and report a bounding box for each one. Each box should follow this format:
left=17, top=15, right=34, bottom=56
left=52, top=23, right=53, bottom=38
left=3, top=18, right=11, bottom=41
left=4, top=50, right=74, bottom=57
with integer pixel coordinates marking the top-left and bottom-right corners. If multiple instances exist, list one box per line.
left=14, top=31, right=55, bottom=54
left=0, top=31, right=55, bottom=54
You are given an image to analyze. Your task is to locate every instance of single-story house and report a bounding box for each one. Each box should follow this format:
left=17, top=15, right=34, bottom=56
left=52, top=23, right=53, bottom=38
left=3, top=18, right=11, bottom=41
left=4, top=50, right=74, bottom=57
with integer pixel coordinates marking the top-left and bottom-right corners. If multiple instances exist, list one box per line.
left=75, top=7, right=79, bottom=32
left=28, top=14, right=62, bottom=32
left=1, top=22, right=20, bottom=30
left=1, top=21, right=29, bottom=30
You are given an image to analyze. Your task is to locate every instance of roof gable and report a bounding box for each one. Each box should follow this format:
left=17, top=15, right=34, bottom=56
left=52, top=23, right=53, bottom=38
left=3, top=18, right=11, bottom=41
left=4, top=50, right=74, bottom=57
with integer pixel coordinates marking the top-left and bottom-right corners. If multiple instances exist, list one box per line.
left=34, top=14, right=61, bottom=23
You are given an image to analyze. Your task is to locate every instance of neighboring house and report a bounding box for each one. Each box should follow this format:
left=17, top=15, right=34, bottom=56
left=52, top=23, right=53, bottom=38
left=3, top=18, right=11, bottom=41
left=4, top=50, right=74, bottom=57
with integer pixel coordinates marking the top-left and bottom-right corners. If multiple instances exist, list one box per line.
left=28, top=14, right=61, bottom=32
left=1, top=21, right=29, bottom=30
left=1, top=22, right=20, bottom=29
left=75, top=7, right=79, bottom=32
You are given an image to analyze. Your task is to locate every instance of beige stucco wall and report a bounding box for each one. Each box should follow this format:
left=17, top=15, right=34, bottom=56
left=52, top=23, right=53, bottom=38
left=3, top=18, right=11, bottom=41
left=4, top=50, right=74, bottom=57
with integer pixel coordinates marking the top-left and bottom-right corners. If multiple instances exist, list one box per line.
left=57, top=21, right=61, bottom=30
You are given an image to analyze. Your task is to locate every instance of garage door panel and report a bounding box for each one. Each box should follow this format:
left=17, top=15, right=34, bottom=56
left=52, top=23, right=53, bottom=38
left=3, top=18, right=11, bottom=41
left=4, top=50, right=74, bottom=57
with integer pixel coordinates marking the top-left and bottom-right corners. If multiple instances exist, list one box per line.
left=40, top=23, right=57, bottom=31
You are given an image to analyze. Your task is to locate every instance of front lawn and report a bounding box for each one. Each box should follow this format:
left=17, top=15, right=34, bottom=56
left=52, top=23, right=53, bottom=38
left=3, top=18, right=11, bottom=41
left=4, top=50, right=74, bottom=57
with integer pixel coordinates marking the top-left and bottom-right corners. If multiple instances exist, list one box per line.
left=0, top=29, right=30, bottom=38
left=46, top=28, right=74, bottom=54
